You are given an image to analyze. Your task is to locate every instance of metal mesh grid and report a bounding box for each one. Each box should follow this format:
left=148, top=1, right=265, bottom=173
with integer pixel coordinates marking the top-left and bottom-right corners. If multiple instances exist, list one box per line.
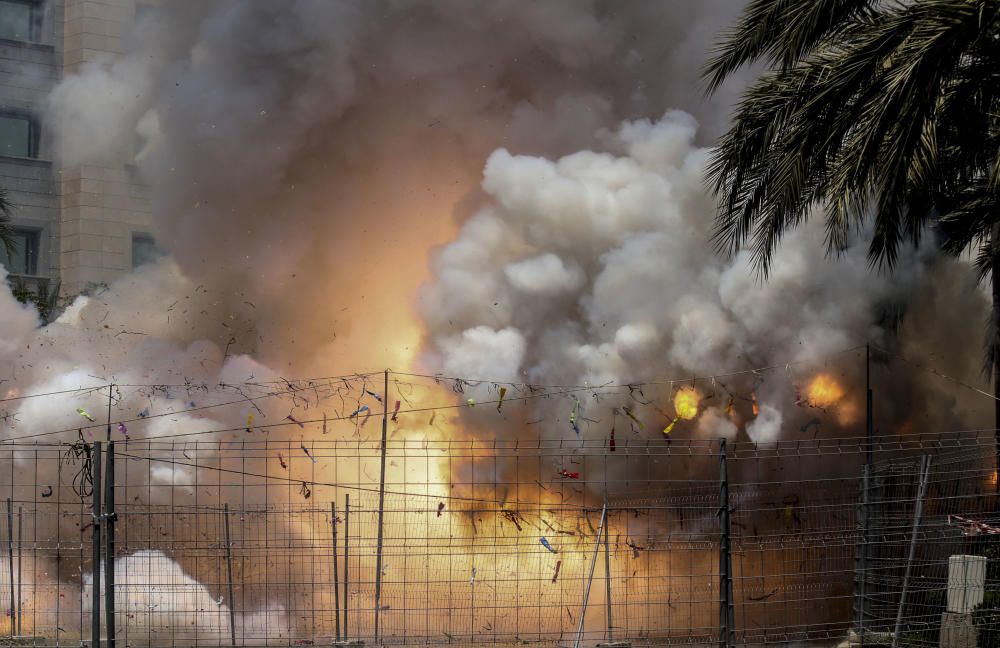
left=0, top=432, right=990, bottom=646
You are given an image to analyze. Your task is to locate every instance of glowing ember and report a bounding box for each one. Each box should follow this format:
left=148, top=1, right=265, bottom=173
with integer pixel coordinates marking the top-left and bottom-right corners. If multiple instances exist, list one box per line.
left=807, top=374, right=845, bottom=408
left=673, top=387, right=700, bottom=420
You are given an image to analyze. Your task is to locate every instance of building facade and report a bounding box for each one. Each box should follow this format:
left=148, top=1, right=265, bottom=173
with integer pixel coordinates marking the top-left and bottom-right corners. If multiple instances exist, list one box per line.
left=0, top=0, right=154, bottom=308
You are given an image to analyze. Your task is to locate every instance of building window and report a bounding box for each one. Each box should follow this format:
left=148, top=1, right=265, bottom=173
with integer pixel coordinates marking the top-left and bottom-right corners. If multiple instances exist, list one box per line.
left=0, top=227, right=39, bottom=275
left=0, top=114, right=36, bottom=158
left=132, top=233, right=165, bottom=269
left=0, top=0, right=39, bottom=43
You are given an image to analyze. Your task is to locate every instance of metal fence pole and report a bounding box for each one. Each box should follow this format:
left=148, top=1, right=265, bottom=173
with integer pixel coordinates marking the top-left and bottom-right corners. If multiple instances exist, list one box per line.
left=104, top=442, right=116, bottom=648
left=91, top=442, right=103, bottom=648
left=5, top=498, right=12, bottom=637
left=374, top=370, right=389, bottom=644
left=332, top=502, right=341, bottom=642
left=15, top=505, right=21, bottom=637
left=854, top=463, right=871, bottom=646
left=891, top=455, right=931, bottom=648
left=344, top=493, right=350, bottom=642
left=574, top=502, right=608, bottom=648
left=719, top=438, right=734, bottom=648
left=223, top=503, right=237, bottom=647
left=604, top=490, right=613, bottom=642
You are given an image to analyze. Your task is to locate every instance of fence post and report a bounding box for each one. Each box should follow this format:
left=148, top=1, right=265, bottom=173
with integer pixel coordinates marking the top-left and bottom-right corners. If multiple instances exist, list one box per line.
left=719, top=438, right=734, bottom=648
left=6, top=497, right=13, bottom=637
left=344, top=493, right=350, bottom=643
left=332, top=502, right=341, bottom=642
left=374, top=370, right=389, bottom=644
left=604, top=488, right=613, bottom=642
left=91, top=442, right=103, bottom=648
left=223, top=503, right=237, bottom=647
left=104, top=442, right=116, bottom=648
left=15, top=505, right=21, bottom=637
left=854, top=463, right=871, bottom=646
left=574, top=502, right=608, bottom=648
left=891, top=455, right=931, bottom=648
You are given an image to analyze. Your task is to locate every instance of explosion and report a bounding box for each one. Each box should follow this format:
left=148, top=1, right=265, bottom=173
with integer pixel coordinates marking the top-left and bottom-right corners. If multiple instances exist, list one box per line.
left=806, top=374, right=845, bottom=408
left=0, top=1, right=990, bottom=644
left=674, top=387, right=700, bottom=420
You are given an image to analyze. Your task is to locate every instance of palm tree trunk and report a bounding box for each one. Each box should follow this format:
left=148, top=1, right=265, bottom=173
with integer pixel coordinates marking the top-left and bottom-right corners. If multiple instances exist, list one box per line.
left=993, top=223, right=1000, bottom=497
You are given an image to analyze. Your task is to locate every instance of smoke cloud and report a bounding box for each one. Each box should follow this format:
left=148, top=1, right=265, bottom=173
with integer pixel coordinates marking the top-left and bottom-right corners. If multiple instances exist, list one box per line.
left=0, top=0, right=988, bottom=642
left=419, top=110, right=990, bottom=460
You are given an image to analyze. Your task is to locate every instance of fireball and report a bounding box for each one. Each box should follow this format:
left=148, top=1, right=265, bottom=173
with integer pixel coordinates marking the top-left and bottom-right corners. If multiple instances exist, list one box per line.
left=806, top=373, right=844, bottom=408
left=673, top=387, right=700, bottom=420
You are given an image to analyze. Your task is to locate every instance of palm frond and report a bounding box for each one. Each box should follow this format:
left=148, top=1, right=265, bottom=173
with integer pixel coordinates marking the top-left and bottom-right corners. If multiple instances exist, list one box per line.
left=703, top=0, right=877, bottom=93
left=709, top=0, right=1000, bottom=275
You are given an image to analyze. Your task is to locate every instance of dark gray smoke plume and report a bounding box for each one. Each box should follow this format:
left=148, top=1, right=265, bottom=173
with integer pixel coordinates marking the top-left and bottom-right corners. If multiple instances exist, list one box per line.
left=46, top=0, right=747, bottom=375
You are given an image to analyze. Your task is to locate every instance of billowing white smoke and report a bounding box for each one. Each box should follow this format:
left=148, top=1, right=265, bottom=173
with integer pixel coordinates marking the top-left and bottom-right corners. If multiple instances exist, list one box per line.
left=419, top=111, right=987, bottom=445
left=83, top=552, right=289, bottom=647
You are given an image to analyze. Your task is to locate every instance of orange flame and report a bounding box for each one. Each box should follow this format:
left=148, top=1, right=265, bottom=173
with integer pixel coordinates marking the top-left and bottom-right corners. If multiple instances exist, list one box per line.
left=806, top=374, right=845, bottom=408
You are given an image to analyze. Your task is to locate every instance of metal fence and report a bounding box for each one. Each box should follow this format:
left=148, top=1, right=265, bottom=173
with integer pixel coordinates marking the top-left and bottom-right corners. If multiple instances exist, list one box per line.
left=0, top=430, right=993, bottom=647
left=857, top=443, right=1000, bottom=648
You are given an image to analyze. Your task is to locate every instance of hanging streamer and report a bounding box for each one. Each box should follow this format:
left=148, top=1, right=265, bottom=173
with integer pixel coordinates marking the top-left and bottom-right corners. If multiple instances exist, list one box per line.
left=365, top=389, right=383, bottom=403
left=301, top=442, right=317, bottom=464
left=117, top=422, right=129, bottom=440
left=139, top=408, right=150, bottom=418
left=622, top=407, right=644, bottom=430
left=466, top=398, right=476, bottom=407
left=502, top=510, right=523, bottom=531
left=277, top=453, right=288, bottom=470
left=551, top=560, right=562, bottom=583
left=391, top=400, right=401, bottom=422
left=76, top=408, right=95, bottom=422
left=609, top=424, right=616, bottom=452
left=349, top=405, right=369, bottom=419
left=299, top=482, right=312, bottom=500
left=497, top=387, right=507, bottom=413
left=558, top=469, right=580, bottom=479
left=286, top=414, right=305, bottom=428
left=540, top=537, right=558, bottom=554
left=800, top=417, right=821, bottom=434
left=437, top=502, right=445, bottom=517
left=751, top=391, right=760, bottom=417
left=663, top=417, right=679, bottom=436
left=569, top=397, right=580, bottom=434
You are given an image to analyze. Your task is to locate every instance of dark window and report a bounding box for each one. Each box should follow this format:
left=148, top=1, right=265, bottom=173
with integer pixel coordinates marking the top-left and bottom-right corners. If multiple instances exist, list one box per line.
left=0, top=1, right=39, bottom=42
left=0, top=227, right=39, bottom=275
left=132, top=233, right=165, bottom=269
left=0, top=114, right=36, bottom=158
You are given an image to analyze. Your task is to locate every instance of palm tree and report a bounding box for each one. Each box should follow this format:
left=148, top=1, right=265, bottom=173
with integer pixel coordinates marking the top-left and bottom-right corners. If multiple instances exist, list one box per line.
left=704, top=0, right=1000, bottom=446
